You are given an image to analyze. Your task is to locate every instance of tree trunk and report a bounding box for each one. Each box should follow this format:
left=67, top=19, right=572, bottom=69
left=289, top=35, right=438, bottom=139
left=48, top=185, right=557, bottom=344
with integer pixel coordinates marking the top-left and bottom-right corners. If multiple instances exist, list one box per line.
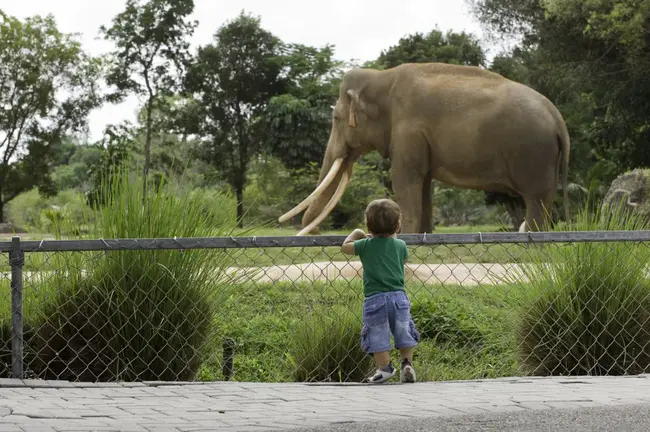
left=235, top=186, right=244, bottom=229
left=142, top=99, right=154, bottom=204
left=235, top=116, right=247, bottom=230
left=0, top=201, right=5, bottom=224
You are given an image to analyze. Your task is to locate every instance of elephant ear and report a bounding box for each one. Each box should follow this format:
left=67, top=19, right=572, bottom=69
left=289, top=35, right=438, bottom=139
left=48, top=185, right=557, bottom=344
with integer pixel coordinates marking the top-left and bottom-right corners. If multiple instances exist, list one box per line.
left=347, top=89, right=360, bottom=128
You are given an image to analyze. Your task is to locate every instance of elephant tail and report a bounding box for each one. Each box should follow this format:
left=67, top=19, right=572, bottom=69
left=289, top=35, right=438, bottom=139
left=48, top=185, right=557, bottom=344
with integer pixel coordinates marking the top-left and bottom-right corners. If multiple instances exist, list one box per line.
left=558, top=126, right=571, bottom=224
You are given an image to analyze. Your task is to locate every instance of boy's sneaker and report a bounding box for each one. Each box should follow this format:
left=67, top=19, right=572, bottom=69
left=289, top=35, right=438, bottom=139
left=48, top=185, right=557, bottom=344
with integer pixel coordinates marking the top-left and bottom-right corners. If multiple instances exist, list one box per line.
left=365, top=363, right=396, bottom=384
left=401, top=361, right=416, bottom=383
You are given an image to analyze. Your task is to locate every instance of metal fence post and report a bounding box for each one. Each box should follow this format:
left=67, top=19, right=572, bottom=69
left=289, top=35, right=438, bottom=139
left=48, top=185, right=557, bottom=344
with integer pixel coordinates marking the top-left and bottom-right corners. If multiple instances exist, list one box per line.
left=10, top=236, right=24, bottom=379
left=223, top=338, right=235, bottom=381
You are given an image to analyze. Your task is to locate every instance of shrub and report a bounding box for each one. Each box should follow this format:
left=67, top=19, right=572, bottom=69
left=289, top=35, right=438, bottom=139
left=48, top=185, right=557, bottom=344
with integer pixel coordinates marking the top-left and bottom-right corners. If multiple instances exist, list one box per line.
left=410, top=298, right=484, bottom=347
left=243, top=155, right=293, bottom=225
left=288, top=305, right=373, bottom=382
left=16, top=165, right=240, bottom=381
left=6, top=189, right=47, bottom=230
left=511, top=200, right=650, bottom=376
left=6, top=188, right=91, bottom=234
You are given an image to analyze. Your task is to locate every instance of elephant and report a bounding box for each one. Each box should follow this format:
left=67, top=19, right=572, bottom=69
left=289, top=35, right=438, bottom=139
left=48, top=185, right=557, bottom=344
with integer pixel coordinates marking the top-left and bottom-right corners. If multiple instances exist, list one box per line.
left=279, top=62, right=570, bottom=235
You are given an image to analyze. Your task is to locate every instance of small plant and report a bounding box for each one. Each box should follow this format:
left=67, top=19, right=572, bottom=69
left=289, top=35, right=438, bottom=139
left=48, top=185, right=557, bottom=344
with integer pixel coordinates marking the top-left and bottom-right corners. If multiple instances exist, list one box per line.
left=510, top=199, right=650, bottom=376
left=288, top=305, right=373, bottom=382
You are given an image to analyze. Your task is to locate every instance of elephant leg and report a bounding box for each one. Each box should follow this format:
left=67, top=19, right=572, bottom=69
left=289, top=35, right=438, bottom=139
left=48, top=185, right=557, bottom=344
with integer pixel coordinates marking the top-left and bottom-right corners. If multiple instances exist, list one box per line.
left=389, top=128, right=430, bottom=234
left=420, top=175, right=434, bottom=233
left=392, top=173, right=425, bottom=234
left=523, top=193, right=554, bottom=232
left=391, top=161, right=430, bottom=234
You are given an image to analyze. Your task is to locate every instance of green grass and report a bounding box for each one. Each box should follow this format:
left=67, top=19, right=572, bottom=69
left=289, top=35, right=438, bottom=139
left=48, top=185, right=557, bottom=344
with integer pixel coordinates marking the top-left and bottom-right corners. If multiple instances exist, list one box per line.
left=195, top=279, right=521, bottom=382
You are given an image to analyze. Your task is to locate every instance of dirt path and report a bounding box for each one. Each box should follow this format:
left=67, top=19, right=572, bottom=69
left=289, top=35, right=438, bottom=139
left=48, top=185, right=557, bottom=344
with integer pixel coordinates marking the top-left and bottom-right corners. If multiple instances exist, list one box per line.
left=14, top=262, right=529, bottom=288
left=222, top=261, right=527, bottom=286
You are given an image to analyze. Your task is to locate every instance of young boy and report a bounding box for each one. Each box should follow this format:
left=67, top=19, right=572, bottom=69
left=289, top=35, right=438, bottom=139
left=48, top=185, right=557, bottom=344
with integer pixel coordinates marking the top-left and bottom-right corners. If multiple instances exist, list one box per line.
left=341, top=198, right=420, bottom=384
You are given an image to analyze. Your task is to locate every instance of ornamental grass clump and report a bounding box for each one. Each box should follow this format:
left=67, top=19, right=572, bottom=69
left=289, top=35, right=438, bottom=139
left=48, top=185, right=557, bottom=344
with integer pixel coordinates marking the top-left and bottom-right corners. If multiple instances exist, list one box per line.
left=18, top=165, right=239, bottom=381
left=510, top=200, right=650, bottom=376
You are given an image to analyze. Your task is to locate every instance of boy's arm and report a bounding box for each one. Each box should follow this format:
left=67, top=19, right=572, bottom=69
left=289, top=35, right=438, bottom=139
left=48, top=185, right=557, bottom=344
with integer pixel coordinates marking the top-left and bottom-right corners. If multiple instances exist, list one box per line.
left=341, top=229, right=367, bottom=255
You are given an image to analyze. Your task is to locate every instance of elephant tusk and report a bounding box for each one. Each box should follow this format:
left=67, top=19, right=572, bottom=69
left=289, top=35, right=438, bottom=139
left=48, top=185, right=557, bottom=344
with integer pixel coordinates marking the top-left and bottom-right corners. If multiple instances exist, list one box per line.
left=278, top=157, right=344, bottom=223
left=296, top=170, right=350, bottom=236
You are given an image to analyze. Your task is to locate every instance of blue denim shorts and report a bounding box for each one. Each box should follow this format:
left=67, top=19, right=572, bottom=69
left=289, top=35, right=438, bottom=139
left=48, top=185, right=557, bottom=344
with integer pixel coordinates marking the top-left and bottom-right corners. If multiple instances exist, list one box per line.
left=360, top=290, right=420, bottom=354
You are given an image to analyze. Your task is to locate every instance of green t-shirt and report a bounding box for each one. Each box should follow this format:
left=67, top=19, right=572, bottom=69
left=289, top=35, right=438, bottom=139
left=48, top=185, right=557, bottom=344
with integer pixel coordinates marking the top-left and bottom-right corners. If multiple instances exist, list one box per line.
left=353, top=236, right=408, bottom=298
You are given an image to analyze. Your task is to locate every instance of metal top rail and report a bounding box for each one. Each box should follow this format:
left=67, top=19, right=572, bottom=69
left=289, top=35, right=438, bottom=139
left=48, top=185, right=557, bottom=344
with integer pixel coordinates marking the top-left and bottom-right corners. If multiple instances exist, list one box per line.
left=1, top=230, right=650, bottom=252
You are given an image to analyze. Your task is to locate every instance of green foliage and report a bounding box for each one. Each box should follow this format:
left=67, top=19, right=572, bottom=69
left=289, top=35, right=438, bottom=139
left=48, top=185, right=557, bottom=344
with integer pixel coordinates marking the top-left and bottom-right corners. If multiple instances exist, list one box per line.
left=242, top=155, right=292, bottom=224
left=410, top=298, right=484, bottom=346
left=263, top=44, right=342, bottom=169
left=509, top=201, right=650, bottom=376
left=263, top=95, right=328, bottom=169
left=86, top=122, right=138, bottom=208
left=100, top=0, right=197, bottom=188
left=0, top=11, right=102, bottom=221
left=434, top=184, right=503, bottom=226
left=183, top=11, right=286, bottom=226
left=52, top=143, right=103, bottom=191
left=17, top=164, right=238, bottom=381
left=6, top=190, right=48, bottom=230
left=377, top=28, right=486, bottom=69
left=100, top=0, right=197, bottom=102
left=6, top=189, right=90, bottom=233
left=288, top=305, right=374, bottom=382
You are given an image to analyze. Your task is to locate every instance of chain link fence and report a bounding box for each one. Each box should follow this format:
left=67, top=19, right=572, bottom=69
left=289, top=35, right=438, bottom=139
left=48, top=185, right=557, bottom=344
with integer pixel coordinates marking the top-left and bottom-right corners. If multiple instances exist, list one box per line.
left=2, top=231, right=650, bottom=383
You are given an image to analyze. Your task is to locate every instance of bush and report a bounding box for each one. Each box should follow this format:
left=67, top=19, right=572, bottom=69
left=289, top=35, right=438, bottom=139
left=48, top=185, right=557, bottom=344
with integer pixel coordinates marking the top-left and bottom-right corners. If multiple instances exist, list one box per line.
left=511, top=200, right=650, bottom=376
left=243, top=155, right=293, bottom=225
left=410, top=298, right=484, bottom=347
left=288, top=305, right=374, bottom=382
left=14, top=165, right=239, bottom=381
left=6, top=188, right=91, bottom=234
left=6, top=189, right=48, bottom=230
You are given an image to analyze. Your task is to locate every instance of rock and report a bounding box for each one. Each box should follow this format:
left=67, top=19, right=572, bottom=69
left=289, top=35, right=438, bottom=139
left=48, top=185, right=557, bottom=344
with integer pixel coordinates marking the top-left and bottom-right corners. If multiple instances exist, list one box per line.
left=602, top=168, right=650, bottom=221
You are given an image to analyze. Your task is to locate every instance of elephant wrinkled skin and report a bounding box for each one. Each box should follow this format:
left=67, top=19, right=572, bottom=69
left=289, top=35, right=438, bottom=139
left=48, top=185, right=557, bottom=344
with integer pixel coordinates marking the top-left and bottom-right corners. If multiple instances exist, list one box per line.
left=279, top=62, right=571, bottom=235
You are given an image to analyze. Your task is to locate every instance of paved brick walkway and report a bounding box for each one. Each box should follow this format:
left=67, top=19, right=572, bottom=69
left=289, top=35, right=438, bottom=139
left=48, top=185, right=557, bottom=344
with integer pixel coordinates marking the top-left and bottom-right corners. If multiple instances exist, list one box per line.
left=0, top=376, right=649, bottom=431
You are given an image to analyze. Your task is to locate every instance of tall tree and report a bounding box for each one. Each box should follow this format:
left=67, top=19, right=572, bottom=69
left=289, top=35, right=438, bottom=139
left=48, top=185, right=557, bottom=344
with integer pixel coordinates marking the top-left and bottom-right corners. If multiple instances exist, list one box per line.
left=100, top=0, right=197, bottom=197
left=0, top=11, right=102, bottom=222
left=183, top=12, right=286, bottom=226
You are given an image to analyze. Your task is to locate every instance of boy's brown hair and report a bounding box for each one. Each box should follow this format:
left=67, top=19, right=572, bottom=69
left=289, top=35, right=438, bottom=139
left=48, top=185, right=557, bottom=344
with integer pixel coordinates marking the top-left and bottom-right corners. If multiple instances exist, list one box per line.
left=364, top=198, right=402, bottom=236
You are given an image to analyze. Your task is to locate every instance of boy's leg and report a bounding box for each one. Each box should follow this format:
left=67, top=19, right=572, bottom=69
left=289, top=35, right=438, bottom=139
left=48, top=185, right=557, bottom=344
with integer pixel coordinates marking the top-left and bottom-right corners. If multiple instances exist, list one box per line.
left=388, top=291, right=420, bottom=383
left=373, top=351, right=391, bottom=369
left=361, top=294, right=395, bottom=384
left=398, top=347, right=413, bottom=364
left=399, top=347, right=416, bottom=383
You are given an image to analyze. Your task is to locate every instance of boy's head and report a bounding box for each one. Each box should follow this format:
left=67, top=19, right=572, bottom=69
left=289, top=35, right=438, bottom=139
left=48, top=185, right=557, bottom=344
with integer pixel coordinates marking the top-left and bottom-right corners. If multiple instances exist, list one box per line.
left=364, top=198, right=402, bottom=236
